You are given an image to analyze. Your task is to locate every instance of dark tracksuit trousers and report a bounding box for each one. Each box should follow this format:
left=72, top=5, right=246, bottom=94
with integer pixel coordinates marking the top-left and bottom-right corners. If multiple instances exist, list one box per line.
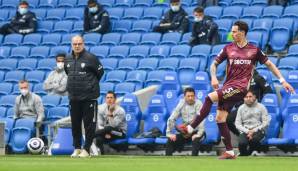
left=70, top=100, right=97, bottom=153
left=238, top=130, right=265, bottom=156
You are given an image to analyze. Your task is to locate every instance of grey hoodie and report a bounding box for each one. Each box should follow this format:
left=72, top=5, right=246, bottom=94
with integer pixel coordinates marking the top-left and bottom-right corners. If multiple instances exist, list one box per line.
left=235, top=101, right=270, bottom=134
left=43, top=68, right=68, bottom=96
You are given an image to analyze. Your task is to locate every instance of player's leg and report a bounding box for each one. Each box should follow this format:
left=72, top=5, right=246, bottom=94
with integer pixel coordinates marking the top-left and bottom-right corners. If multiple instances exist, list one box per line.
left=69, top=100, right=83, bottom=157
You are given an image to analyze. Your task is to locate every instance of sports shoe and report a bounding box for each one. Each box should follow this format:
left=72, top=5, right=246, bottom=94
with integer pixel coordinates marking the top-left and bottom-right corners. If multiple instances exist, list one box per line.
left=78, top=149, right=90, bottom=158
left=218, top=152, right=236, bottom=159
left=70, top=149, right=81, bottom=158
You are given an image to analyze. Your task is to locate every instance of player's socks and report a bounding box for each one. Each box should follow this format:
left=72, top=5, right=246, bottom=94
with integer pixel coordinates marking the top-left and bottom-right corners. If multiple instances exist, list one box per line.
left=190, top=96, right=213, bottom=128
left=217, top=122, right=233, bottom=151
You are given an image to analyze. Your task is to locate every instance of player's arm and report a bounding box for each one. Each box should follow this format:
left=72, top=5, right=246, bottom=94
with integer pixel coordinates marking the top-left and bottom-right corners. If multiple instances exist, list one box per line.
left=210, top=61, right=219, bottom=90
left=264, top=60, right=295, bottom=93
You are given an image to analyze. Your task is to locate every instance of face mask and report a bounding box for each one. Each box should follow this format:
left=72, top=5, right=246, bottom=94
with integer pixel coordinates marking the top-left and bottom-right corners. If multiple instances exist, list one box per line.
left=20, top=89, right=29, bottom=96
left=171, top=5, right=180, bottom=12
left=57, top=62, right=64, bottom=70
left=18, top=7, right=28, bottom=15
left=194, top=17, right=203, bottom=22
left=89, top=6, right=98, bottom=14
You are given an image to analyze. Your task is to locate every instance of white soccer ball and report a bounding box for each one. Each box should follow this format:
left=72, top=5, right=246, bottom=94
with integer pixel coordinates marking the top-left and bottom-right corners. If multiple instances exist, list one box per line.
left=27, top=137, right=44, bottom=154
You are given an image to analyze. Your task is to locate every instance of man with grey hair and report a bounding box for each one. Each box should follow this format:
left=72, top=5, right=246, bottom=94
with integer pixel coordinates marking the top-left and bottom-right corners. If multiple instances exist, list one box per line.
left=64, top=35, right=104, bottom=158
left=235, top=90, right=270, bottom=156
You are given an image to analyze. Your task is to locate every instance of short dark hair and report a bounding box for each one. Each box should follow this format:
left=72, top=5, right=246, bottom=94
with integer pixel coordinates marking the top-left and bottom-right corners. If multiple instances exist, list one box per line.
left=233, top=20, right=249, bottom=35
left=246, top=89, right=257, bottom=96
left=19, top=79, right=29, bottom=84
left=19, top=1, right=29, bottom=6
left=88, top=0, right=97, bottom=5
left=106, top=91, right=117, bottom=99
left=194, top=6, right=204, bottom=13
left=55, top=53, right=66, bottom=60
left=184, top=87, right=195, bottom=96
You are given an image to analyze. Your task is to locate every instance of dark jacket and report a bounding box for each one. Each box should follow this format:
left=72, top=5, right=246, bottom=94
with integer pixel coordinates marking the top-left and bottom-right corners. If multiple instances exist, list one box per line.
left=84, top=3, right=110, bottom=34
left=250, top=70, right=273, bottom=102
left=189, top=15, right=219, bottom=46
left=64, top=49, right=104, bottom=101
left=10, top=11, right=37, bottom=34
left=158, top=8, right=189, bottom=33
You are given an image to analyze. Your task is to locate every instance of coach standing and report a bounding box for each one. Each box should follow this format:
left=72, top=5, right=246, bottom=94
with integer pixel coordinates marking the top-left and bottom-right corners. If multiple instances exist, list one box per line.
left=64, top=35, right=104, bottom=158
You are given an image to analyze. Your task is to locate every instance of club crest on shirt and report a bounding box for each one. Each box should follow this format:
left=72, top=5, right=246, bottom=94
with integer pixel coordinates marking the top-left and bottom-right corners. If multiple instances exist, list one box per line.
left=81, top=63, right=86, bottom=68
left=67, top=64, right=70, bottom=68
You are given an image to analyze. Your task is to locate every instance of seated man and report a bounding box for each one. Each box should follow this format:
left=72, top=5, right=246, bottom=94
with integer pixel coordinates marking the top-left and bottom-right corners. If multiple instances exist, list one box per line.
left=235, top=90, right=270, bottom=156
left=43, top=53, right=68, bottom=96
left=189, top=6, right=219, bottom=46
left=14, top=80, right=45, bottom=138
left=95, top=91, right=127, bottom=154
left=84, top=0, right=110, bottom=34
left=153, top=0, right=189, bottom=34
left=166, top=87, right=205, bottom=156
left=0, top=1, right=37, bottom=35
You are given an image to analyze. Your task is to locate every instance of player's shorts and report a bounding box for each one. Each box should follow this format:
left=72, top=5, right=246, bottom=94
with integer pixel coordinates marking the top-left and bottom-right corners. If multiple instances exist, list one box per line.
left=216, top=85, right=247, bottom=112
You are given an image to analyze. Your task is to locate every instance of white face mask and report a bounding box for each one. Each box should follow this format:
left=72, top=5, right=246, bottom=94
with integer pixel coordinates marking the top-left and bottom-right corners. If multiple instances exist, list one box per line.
left=89, top=6, right=98, bottom=13
left=57, top=62, right=64, bottom=70
left=18, top=7, right=28, bottom=15
left=194, top=17, right=203, bottom=22
left=171, top=5, right=180, bottom=12
left=20, top=89, right=29, bottom=96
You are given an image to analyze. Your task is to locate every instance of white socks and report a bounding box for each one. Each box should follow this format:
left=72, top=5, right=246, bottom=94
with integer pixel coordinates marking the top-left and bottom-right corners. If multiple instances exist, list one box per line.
left=187, top=125, right=194, bottom=134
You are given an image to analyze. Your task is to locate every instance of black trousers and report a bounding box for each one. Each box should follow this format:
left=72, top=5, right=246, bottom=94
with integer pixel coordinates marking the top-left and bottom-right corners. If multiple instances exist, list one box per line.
left=226, top=109, right=240, bottom=136
left=0, top=24, right=17, bottom=35
left=238, top=130, right=265, bottom=156
left=153, top=25, right=172, bottom=34
left=166, top=134, right=204, bottom=156
left=94, top=126, right=126, bottom=154
left=70, top=100, right=97, bottom=153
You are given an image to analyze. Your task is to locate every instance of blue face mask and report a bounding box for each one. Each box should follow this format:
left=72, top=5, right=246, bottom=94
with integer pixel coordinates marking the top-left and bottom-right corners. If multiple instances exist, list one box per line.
left=18, top=7, right=28, bottom=15
left=89, top=6, right=98, bottom=14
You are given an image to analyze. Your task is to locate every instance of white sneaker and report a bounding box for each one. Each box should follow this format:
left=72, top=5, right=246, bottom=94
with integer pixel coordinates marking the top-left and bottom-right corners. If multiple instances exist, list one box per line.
left=78, top=149, right=90, bottom=158
left=70, top=149, right=81, bottom=158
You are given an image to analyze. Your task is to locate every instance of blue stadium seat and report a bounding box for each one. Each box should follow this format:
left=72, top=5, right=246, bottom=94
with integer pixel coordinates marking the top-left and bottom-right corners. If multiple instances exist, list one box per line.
left=0, top=95, right=17, bottom=107
left=47, top=107, right=69, bottom=121
left=53, top=20, right=73, bottom=33
left=201, top=112, right=220, bottom=144
left=114, top=0, right=134, bottom=7
left=287, top=70, right=298, bottom=89
left=128, top=45, right=150, bottom=59
left=134, top=0, right=154, bottom=7
left=115, top=82, right=136, bottom=97
left=107, top=45, right=129, bottom=59
left=0, top=83, right=13, bottom=96
left=25, top=71, right=45, bottom=84
left=131, top=20, right=152, bottom=33
left=33, top=83, right=47, bottom=96
left=140, top=32, right=162, bottom=46
left=106, top=8, right=124, bottom=20
left=126, top=70, right=147, bottom=90
left=9, top=46, right=30, bottom=59
left=169, top=45, right=191, bottom=58
left=46, top=8, right=65, bottom=21
left=60, top=33, right=77, bottom=46
left=137, top=58, right=159, bottom=71
left=250, top=0, right=267, bottom=6
left=2, top=34, right=23, bottom=46
left=4, top=71, right=25, bottom=83
left=231, top=0, right=251, bottom=6
left=287, top=44, right=298, bottom=57
left=1, top=0, right=19, bottom=9
left=97, top=0, right=115, bottom=7
left=72, top=21, right=84, bottom=33
left=31, top=9, right=47, bottom=21
left=221, top=6, right=243, bottom=19
left=152, top=0, right=169, bottom=7
left=22, top=33, right=42, bottom=47
left=17, top=59, right=38, bottom=71
left=262, top=5, right=284, bottom=19
left=83, top=33, right=102, bottom=46
left=120, top=33, right=141, bottom=46
left=123, top=7, right=143, bottom=20
left=269, top=28, right=290, bottom=52
left=128, top=95, right=168, bottom=145
left=0, top=107, right=7, bottom=118
left=89, top=46, right=109, bottom=59
left=241, top=18, right=254, bottom=29
left=273, top=18, right=295, bottom=37
left=37, top=21, right=54, bottom=34
left=9, top=118, right=36, bottom=153
left=101, top=58, right=118, bottom=71
left=100, top=82, right=115, bottom=96
left=157, top=57, right=179, bottom=71
left=178, top=58, right=200, bottom=85
left=0, top=71, right=5, bottom=82
left=142, top=7, right=163, bottom=20
left=100, top=33, right=121, bottom=46
left=204, top=6, right=223, bottom=20
left=39, top=0, right=58, bottom=8
left=5, top=107, right=14, bottom=118
left=158, top=71, right=181, bottom=113
left=0, top=59, right=18, bottom=71
left=117, top=58, right=139, bottom=71
left=25, top=0, right=40, bottom=8
left=42, top=95, right=61, bottom=108
left=278, top=57, right=298, bottom=70
left=148, top=45, right=170, bottom=59
left=180, top=32, right=192, bottom=44
left=282, top=6, right=298, bottom=33
left=0, top=118, right=14, bottom=144
left=37, top=58, right=56, bottom=71
left=29, top=46, right=50, bottom=59
left=49, top=46, right=70, bottom=58
left=57, top=0, right=77, bottom=8
left=0, top=9, right=10, bottom=21
left=105, top=70, right=127, bottom=83
left=50, top=127, right=75, bottom=155
left=189, top=44, right=211, bottom=71
left=192, top=71, right=211, bottom=92
left=58, top=96, right=69, bottom=107
left=247, top=31, right=263, bottom=48
left=145, top=70, right=167, bottom=86
left=215, top=19, right=233, bottom=34
left=0, top=46, right=11, bottom=59
left=160, top=32, right=182, bottom=45
left=113, top=20, right=132, bottom=33
left=181, top=0, right=193, bottom=7
left=41, top=33, right=62, bottom=46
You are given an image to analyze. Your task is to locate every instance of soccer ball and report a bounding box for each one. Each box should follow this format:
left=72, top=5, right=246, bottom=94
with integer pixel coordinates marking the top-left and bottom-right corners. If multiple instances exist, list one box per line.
left=27, top=137, right=45, bottom=154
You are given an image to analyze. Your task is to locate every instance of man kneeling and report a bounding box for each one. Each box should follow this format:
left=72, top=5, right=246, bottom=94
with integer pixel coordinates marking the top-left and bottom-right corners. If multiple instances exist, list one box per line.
left=95, top=91, right=127, bottom=154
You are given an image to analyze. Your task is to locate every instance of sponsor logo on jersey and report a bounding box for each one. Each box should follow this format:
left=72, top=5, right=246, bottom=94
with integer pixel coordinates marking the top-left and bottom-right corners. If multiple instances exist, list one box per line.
left=233, top=59, right=251, bottom=65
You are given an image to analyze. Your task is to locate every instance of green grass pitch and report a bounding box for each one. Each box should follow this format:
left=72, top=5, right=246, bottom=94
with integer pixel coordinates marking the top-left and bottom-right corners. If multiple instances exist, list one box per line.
left=0, top=155, right=295, bottom=171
